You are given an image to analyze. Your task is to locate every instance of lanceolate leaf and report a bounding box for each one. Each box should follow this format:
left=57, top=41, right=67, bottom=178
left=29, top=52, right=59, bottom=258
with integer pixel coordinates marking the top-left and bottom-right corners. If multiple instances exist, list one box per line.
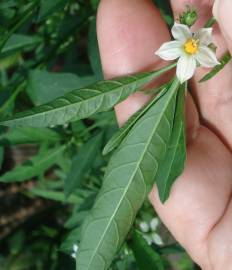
left=156, top=84, right=186, bottom=203
left=1, top=34, right=41, bottom=57
left=64, top=133, right=103, bottom=197
left=30, top=188, right=83, bottom=204
left=0, top=145, right=65, bottom=183
left=130, top=230, right=164, bottom=270
left=0, top=127, right=62, bottom=145
left=199, top=51, right=231, bottom=82
left=0, top=64, right=175, bottom=128
left=76, top=79, right=180, bottom=270
left=88, top=18, right=103, bottom=80
left=102, top=84, right=170, bottom=155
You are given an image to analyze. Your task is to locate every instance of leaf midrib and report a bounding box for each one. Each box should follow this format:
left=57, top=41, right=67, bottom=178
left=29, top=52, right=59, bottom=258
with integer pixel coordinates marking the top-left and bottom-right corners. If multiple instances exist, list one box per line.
left=3, top=63, right=177, bottom=126
left=84, top=79, right=179, bottom=269
left=3, top=73, right=155, bottom=124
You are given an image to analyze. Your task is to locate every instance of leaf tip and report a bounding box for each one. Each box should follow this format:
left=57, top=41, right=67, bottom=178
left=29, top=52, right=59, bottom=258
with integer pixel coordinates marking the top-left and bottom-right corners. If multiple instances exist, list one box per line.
left=102, top=145, right=109, bottom=156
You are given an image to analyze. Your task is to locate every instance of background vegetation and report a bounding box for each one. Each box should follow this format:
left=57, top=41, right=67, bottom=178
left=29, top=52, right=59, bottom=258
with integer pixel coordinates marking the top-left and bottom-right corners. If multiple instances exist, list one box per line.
left=0, top=1, right=198, bottom=269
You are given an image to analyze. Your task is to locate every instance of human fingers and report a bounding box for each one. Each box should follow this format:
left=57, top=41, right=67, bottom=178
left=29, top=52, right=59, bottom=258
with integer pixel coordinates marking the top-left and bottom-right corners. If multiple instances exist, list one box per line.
left=97, top=0, right=199, bottom=142
left=213, top=0, right=232, bottom=53
left=97, top=0, right=170, bottom=126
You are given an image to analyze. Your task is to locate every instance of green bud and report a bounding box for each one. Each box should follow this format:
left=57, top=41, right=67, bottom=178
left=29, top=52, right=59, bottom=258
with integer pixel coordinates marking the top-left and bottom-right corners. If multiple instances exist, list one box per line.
left=179, top=6, right=198, bottom=27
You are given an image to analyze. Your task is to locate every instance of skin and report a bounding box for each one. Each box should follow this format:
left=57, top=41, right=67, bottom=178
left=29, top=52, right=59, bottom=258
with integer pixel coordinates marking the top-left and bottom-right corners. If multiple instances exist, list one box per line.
left=97, top=0, right=232, bottom=269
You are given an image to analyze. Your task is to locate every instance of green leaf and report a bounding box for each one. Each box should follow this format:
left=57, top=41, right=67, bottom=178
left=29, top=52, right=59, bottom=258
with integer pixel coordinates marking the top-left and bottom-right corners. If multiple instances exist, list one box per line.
left=60, top=227, right=81, bottom=254
left=76, top=79, right=180, bottom=270
left=65, top=210, right=90, bottom=229
left=158, top=243, right=185, bottom=255
left=103, top=83, right=170, bottom=155
left=1, top=34, right=41, bottom=57
left=88, top=18, right=103, bottom=80
left=156, top=84, right=186, bottom=202
left=90, top=0, right=100, bottom=10
left=0, top=127, right=62, bottom=145
left=38, top=0, right=67, bottom=22
left=0, top=147, right=3, bottom=169
left=130, top=230, right=164, bottom=270
left=27, top=70, right=96, bottom=105
left=64, top=133, right=103, bottom=197
left=0, top=64, right=175, bottom=128
left=0, top=1, right=39, bottom=52
left=30, top=188, right=83, bottom=204
left=0, top=145, right=65, bottom=183
left=199, top=51, right=231, bottom=82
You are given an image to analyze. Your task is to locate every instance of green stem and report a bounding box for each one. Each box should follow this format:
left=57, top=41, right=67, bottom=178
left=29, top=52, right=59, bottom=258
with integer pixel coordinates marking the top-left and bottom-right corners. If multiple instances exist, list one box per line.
left=204, top=16, right=217, bottom=28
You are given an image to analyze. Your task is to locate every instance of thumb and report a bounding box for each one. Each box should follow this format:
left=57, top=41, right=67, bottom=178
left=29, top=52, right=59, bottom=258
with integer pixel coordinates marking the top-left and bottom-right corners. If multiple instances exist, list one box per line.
left=213, top=0, right=232, bottom=54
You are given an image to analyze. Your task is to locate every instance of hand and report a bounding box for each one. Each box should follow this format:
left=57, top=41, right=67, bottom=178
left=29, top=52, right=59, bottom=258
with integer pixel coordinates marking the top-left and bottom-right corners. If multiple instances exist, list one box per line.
left=97, top=1, right=232, bottom=269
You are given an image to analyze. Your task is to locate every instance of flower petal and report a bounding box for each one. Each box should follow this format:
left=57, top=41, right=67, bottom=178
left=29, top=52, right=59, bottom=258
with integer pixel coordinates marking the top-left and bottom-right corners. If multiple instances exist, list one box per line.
left=171, top=23, right=192, bottom=42
left=176, top=55, right=196, bottom=83
left=194, top=28, right=213, bottom=46
left=195, top=46, right=220, bottom=67
left=155, top=41, right=183, bottom=61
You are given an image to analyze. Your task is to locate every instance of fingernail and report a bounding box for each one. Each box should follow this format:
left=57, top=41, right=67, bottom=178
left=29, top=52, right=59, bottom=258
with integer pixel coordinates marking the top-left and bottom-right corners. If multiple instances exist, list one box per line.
left=213, top=0, right=220, bottom=20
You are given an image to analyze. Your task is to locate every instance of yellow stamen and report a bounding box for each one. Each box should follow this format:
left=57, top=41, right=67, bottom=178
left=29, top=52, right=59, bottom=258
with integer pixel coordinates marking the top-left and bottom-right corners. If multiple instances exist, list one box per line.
left=184, top=39, right=199, bottom=54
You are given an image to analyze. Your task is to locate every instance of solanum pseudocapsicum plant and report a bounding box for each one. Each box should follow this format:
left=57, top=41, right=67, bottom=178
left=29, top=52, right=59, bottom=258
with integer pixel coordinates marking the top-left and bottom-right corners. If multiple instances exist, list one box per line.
left=0, top=4, right=231, bottom=270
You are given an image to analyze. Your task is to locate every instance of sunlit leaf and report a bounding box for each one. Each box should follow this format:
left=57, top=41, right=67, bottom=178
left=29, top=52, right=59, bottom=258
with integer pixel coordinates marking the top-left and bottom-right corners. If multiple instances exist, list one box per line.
left=76, top=79, right=180, bottom=270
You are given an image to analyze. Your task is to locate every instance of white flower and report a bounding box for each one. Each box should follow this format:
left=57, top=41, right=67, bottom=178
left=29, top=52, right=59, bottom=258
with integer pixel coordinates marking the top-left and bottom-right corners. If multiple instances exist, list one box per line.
left=155, top=23, right=220, bottom=83
left=152, top=232, right=163, bottom=245
left=150, top=218, right=159, bottom=231
left=139, top=221, right=150, bottom=233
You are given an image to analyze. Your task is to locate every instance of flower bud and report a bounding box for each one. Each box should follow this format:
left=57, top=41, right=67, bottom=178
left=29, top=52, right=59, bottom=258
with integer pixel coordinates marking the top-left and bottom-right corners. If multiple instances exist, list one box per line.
left=179, top=6, right=198, bottom=27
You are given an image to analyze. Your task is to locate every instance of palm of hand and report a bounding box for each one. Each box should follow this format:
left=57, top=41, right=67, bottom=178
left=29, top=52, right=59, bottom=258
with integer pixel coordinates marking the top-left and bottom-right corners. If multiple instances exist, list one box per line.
left=97, top=0, right=232, bottom=269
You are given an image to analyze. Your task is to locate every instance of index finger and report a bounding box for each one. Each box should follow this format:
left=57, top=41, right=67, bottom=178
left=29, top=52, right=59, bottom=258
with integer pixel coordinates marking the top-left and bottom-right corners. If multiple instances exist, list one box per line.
left=97, top=0, right=171, bottom=126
